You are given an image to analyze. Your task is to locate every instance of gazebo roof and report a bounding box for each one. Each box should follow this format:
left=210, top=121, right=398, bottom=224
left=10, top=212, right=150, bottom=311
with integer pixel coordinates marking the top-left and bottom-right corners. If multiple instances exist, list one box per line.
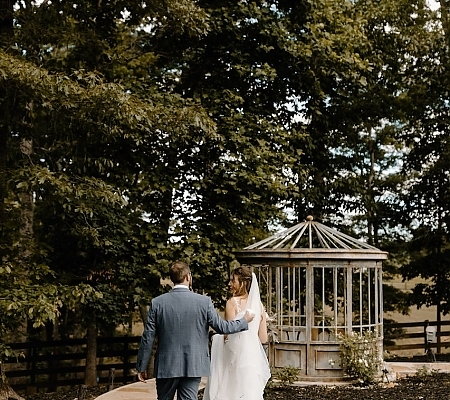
left=235, top=216, right=388, bottom=262
left=246, top=216, right=378, bottom=251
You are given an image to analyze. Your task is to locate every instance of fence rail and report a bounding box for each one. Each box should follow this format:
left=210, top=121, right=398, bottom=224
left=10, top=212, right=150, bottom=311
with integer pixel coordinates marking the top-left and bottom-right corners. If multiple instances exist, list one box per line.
left=5, top=321, right=450, bottom=392
left=5, top=336, right=141, bottom=392
left=384, top=320, right=450, bottom=352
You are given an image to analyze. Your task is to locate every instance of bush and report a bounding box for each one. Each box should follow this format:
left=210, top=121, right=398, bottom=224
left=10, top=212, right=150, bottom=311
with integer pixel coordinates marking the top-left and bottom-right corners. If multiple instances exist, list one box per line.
left=337, top=330, right=382, bottom=384
left=265, top=366, right=300, bottom=389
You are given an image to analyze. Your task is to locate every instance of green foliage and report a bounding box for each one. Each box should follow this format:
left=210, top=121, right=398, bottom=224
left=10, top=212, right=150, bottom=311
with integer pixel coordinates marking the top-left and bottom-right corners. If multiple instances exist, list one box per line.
left=271, top=366, right=300, bottom=387
left=337, top=330, right=382, bottom=384
left=0, top=0, right=449, bottom=390
left=401, top=233, right=450, bottom=316
left=0, top=2, right=223, bottom=377
left=414, top=365, right=440, bottom=379
left=0, top=252, right=103, bottom=379
left=395, top=0, right=450, bottom=318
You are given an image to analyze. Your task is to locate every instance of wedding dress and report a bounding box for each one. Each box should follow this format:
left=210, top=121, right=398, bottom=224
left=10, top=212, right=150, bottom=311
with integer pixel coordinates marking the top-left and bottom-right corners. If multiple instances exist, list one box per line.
left=204, top=273, right=271, bottom=400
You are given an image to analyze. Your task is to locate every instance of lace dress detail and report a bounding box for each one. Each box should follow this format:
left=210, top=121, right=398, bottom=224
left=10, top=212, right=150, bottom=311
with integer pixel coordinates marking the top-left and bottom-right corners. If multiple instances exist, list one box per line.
left=233, top=297, right=245, bottom=317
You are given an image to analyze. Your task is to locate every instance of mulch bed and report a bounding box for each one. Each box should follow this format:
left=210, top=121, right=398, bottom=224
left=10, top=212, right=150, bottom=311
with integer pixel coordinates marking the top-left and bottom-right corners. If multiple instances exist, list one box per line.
left=23, top=373, right=450, bottom=400
left=264, top=373, right=450, bottom=400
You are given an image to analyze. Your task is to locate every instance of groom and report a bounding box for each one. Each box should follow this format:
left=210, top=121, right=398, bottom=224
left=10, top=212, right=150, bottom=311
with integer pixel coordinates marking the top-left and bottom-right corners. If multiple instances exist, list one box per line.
left=136, top=260, right=254, bottom=400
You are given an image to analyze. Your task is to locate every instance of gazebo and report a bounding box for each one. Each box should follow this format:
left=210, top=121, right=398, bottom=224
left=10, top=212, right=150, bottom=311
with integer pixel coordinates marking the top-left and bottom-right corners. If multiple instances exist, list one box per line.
left=234, top=216, right=388, bottom=380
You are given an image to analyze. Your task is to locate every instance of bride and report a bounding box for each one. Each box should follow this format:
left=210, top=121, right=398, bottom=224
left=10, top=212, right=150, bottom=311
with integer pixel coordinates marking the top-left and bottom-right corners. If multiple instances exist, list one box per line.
left=204, top=266, right=271, bottom=400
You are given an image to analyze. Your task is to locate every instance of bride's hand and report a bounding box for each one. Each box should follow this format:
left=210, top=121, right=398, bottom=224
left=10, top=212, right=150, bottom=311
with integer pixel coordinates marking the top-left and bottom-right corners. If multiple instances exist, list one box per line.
left=244, top=309, right=255, bottom=323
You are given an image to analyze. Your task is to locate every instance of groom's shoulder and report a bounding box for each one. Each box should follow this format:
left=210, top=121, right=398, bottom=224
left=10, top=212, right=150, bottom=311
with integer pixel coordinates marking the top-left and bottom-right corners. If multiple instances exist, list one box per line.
left=189, top=292, right=214, bottom=306
left=152, top=290, right=178, bottom=303
left=157, top=289, right=210, bottom=301
left=189, top=291, right=210, bottom=300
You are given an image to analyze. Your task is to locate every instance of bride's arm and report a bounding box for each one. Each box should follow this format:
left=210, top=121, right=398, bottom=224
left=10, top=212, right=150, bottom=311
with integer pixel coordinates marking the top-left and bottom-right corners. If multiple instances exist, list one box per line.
left=258, top=304, right=268, bottom=343
left=223, top=298, right=237, bottom=341
left=225, top=298, right=237, bottom=320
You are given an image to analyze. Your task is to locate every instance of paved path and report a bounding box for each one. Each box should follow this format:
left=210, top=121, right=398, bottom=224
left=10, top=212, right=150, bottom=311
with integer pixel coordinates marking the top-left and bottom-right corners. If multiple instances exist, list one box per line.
left=95, top=362, right=450, bottom=400
left=95, top=377, right=208, bottom=400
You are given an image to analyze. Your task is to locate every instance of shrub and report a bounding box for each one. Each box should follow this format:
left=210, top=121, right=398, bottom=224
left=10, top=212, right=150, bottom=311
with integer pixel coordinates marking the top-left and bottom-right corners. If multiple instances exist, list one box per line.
left=266, top=366, right=300, bottom=388
left=414, top=365, right=440, bottom=379
left=337, top=330, right=382, bottom=384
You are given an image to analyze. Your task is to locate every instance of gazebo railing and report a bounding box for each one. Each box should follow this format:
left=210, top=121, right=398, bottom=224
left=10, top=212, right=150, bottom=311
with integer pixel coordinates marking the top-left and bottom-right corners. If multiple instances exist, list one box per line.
left=251, top=262, right=383, bottom=344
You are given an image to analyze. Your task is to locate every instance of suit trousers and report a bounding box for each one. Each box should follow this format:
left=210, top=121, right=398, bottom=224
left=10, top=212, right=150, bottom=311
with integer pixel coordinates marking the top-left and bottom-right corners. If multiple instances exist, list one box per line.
left=156, top=377, right=202, bottom=400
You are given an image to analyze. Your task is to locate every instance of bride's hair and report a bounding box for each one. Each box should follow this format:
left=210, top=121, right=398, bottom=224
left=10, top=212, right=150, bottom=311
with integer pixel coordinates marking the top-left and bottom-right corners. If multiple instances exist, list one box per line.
left=230, top=266, right=252, bottom=296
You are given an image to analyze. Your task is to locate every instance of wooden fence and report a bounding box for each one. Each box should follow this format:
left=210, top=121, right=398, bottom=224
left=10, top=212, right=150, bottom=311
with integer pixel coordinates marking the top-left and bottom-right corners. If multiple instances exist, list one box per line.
left=384, top=320, right=450, bottom=353
left=5, top=336, right=141, bottom=392
left=5, top=321, right=450, bottom=392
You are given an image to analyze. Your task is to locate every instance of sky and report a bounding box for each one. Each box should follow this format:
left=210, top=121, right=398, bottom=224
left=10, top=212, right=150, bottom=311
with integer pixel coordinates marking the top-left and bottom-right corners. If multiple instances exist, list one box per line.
left=428, top=0, right=439, bottom=10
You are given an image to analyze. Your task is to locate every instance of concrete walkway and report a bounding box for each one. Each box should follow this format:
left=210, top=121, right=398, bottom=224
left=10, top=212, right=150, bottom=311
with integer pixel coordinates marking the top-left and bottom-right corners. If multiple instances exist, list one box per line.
left=95, top=362, right=450, bottom=400
left=95, top=377, right=208, bottom=400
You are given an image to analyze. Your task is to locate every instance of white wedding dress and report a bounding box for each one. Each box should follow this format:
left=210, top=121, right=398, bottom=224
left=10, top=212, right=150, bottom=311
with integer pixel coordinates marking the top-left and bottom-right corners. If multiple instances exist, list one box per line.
left=204, top=273, right=271, bottom=400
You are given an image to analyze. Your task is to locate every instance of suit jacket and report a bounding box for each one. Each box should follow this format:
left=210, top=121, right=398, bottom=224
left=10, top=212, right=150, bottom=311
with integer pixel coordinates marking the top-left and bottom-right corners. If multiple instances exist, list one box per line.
left=135, top=286, right=249, bottom=378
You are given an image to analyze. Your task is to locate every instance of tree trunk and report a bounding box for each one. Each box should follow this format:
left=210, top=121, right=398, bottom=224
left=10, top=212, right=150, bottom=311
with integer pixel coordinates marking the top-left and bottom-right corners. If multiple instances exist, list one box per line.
left=0, top=0, right=13, bottom=249
left=437, top=301, right=442, bottom=354
left=139, top=304, right=148, bottom=325
left=46, top=322, right=58, bottom=392
left=84, top=319, right=98, bottom=386
left=0, top=0, right=13, bottom=47
left=0, top=91, right=7, bottom=250
left=0, top=382, right=24, bottom=400
left=0, top=362, right=24, bottom=400
left=19, top=138, right=34, bottom=249
left=440, top=0, right=450, bottom=56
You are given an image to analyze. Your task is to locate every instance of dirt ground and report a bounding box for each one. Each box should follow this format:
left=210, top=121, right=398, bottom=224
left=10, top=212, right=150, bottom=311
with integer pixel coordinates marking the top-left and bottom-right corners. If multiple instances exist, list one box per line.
left=263, top=373, right=450, bottom=400
left=23, top=373, right=450, bottom=400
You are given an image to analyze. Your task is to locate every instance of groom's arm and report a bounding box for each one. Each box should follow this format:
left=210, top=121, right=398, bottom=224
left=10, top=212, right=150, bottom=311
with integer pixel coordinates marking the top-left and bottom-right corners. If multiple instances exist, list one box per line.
left=206, top=297, right=253, bottom=334
left=136, top=301, right=157, bottom=379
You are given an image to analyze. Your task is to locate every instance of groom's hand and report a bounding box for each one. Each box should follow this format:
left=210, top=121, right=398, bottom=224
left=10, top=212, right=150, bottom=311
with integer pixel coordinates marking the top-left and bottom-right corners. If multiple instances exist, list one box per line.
left=244, top=310, right=255, bottom=323
left=137, top=371, right=147, bottom=382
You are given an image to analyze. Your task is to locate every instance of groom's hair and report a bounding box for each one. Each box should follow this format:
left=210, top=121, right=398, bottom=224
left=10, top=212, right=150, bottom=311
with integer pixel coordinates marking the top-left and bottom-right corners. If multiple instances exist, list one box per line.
left=230, top=266, right=252, bottom=296
left=170, top=260, right=190, bottom=284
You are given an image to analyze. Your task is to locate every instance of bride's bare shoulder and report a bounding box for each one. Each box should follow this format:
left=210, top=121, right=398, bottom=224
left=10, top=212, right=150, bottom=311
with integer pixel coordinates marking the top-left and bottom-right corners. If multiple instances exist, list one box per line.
left=225, top=298, right=237, bottom=320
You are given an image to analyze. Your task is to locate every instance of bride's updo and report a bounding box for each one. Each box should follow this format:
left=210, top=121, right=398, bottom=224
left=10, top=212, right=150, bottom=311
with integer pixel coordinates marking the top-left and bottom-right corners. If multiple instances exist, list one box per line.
left=230, top=266, right=252, bottom=296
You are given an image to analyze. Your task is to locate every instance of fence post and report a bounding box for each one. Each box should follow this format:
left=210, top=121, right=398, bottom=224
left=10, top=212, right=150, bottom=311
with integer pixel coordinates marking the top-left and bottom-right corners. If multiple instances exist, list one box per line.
left=30, top=344, right=36, bottom=386
left=77, top=384, right=87, bottom=400
left=123, top=337, right=129, bottom=383
left=108, top=368, right=115, bottom=391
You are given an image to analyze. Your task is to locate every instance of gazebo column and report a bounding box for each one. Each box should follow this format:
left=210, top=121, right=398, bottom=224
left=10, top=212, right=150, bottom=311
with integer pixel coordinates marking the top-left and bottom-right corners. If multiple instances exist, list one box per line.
left=346, top=265, right=353, bottom=334
left=306, top=262, right=314, bottom=375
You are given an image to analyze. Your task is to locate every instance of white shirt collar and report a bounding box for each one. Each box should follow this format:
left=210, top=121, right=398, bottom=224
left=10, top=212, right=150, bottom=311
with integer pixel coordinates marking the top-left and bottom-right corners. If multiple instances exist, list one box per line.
left=173, top=284, right=189, bottom=290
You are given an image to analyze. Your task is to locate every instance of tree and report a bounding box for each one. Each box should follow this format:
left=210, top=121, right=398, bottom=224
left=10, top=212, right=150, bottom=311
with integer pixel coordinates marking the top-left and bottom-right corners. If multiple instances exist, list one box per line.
left=2, top=0, right=443, bottom=392
left=0, top=35, right=218, bottom=387
left=398, top=0, right=450, bottom=352
left=144, top=0, right=384, bottom=297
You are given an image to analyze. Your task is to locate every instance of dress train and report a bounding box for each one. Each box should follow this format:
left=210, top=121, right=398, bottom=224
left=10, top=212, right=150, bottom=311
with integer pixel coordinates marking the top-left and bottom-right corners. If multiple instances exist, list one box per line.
left=204, top=273, right=270, bottom=400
